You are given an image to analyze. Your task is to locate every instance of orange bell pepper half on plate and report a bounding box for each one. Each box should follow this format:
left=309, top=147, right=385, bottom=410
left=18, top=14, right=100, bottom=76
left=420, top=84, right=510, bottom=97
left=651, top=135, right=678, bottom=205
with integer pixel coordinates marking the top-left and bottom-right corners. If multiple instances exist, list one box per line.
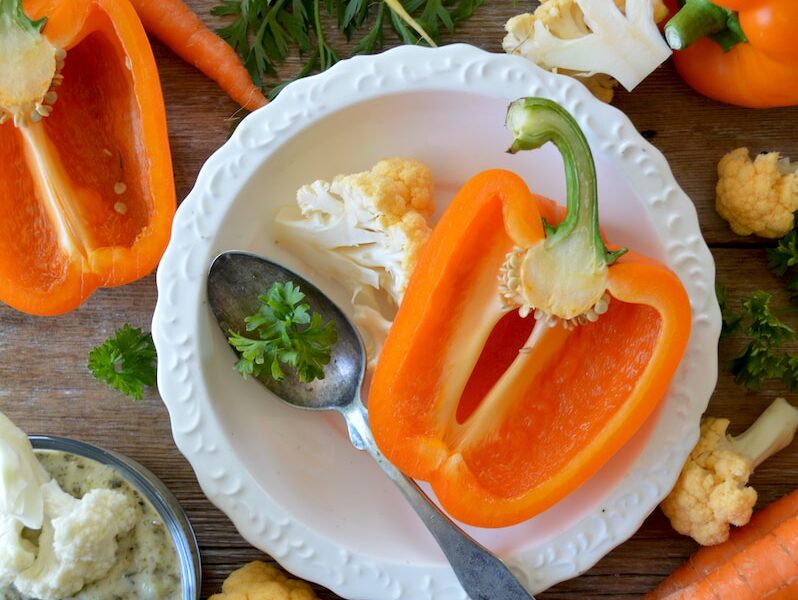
left=663, top=0, right=798, bottom=108
left=0, top=0, right=174, bottom=315
left=369, top=98, right=692, bottom=528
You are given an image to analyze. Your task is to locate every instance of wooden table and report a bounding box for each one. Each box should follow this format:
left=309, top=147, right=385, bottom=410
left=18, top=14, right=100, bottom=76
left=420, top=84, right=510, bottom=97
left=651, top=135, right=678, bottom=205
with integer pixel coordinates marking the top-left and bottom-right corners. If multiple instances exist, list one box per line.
left=1, top=2, right=796, bottom=598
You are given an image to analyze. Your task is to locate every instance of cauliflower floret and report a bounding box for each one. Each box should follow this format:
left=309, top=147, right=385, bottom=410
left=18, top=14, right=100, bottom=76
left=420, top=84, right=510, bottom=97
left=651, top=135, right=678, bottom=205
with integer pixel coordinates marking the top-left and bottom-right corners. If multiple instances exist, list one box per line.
left=13, top=481, right=136, bottom=600
left=209, top=560, right=318, bottom=600
left=661, top=398, right=798, bottom=545
left=275, top=158, right=434, bottom=368
left=503, top=0, right=671, bottom=103
left=716, top=147, right=798, bottom=238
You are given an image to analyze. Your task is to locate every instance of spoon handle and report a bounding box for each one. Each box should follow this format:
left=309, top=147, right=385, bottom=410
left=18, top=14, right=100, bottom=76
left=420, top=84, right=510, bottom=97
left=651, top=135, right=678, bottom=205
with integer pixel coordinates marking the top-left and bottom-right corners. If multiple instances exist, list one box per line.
left=342, top=401, right=536, bottom=600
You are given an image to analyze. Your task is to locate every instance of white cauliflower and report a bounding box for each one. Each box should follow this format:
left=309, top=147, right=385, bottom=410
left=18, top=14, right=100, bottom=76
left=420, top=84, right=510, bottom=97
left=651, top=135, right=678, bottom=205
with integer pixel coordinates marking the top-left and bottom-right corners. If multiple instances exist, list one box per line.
left=13, top=481, right=136, bottom=600
left=275, top=158, right=435, bottom=368
left=661, top=398, right=798, bottom=545
left=503, top=0, right=671, bottom=102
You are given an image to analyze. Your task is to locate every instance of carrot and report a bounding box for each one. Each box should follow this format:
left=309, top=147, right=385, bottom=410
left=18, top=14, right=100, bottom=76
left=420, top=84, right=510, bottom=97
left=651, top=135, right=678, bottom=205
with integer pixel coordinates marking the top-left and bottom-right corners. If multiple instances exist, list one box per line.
left=128, top=0, right=267, bottom=111
left=662, top=515, right=798, bottom=600
left=647, top=489, right=798, bottom=599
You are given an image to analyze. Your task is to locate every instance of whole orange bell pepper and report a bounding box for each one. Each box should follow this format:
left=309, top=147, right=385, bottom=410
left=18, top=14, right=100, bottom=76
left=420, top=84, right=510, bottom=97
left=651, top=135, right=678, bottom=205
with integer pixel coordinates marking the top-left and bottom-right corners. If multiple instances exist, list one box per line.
left=369, top=98, right=692, bottom=528
left=0, top=0, right=174, bottom=315
left=664, top=0, right=798, bottom=107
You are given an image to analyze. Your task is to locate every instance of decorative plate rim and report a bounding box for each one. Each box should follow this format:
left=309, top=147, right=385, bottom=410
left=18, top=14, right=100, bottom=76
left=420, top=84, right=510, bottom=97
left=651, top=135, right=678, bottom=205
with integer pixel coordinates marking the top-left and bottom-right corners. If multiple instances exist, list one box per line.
left=152, top=43, right=720, bottom=598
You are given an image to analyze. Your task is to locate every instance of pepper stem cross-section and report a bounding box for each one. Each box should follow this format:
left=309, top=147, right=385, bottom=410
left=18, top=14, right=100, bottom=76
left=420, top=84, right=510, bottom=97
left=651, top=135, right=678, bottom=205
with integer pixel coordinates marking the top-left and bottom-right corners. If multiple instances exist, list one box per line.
left=369, top=98, right=693, bottom=527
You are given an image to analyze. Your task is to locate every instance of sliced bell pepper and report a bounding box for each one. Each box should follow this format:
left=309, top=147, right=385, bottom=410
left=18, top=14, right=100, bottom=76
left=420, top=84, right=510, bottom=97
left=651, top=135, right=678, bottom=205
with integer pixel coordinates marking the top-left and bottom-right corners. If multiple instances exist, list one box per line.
left=663, top=0, right=798, bottom=108
left=0, top=0, right=174, bottom=315
left=369, top=98, right=692, bottom=528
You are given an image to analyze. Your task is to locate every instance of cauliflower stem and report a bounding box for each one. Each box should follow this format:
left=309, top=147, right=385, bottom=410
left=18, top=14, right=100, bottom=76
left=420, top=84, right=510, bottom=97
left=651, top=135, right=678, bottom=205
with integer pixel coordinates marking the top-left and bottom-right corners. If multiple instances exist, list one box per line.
left=501, top=98, right=625, bottom=324
left=503, top=0, right=671, bottom=101
left=732, top=397, right=798, bottom=469
left=662, top=397, right=798, bottom=546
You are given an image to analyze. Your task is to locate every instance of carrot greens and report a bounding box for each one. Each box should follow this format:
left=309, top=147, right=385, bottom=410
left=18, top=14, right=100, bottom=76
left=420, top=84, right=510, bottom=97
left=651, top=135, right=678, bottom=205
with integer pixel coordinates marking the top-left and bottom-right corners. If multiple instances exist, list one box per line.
left=211, top=0, right=483, bottom=98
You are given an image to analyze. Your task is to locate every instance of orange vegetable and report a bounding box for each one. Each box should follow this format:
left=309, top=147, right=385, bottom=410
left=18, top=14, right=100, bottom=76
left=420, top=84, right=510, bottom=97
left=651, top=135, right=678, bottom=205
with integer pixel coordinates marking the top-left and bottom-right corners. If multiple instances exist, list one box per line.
left=369, top=98, right=692, bottom=527
left=648, top=488, right=798, bottom=599
left=0, top=0, right=174, bottom=315
left=657, top=515, right=798, bottom=599
left=129, top=0, right=267, bottom=111
left=663, top=0, right=798, bottom=108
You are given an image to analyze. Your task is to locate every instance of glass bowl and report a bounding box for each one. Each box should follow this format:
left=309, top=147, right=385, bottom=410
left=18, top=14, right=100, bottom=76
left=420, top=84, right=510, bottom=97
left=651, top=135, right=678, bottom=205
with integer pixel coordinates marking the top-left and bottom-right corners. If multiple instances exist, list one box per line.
left=29, top=435, right=201, bottom=600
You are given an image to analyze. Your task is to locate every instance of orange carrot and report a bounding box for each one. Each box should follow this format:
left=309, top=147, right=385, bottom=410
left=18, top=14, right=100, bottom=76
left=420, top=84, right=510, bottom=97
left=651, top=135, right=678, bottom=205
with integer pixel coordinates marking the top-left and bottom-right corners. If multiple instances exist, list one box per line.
left=129, top=0, right=267, bottom=111
left=662, top=515, right=798, bottom=600
left=647, top=489, right=798, bottom=599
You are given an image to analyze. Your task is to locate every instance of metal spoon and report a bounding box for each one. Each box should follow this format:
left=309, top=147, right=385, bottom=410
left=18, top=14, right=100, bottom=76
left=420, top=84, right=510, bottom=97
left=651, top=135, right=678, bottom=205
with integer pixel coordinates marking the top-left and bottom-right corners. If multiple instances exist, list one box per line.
left=207, top=251, right=536, bottom=600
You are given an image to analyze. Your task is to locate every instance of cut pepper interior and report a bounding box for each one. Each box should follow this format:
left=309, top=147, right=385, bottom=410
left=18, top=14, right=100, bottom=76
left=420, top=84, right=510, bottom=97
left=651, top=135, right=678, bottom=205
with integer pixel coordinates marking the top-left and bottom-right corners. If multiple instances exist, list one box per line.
left=369, top=99, right=691, bottom=527
left=0, top=0, right=173, bottom=315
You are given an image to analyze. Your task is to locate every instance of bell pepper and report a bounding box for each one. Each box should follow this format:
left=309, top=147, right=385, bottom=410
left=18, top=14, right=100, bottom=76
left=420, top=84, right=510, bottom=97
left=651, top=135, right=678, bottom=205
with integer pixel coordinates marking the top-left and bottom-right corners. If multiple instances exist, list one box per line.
left=368, top=98, right=692, bottom=528
left=663, top=0, right=798, bottom=108
left=0, top=0, right=174, bottom=315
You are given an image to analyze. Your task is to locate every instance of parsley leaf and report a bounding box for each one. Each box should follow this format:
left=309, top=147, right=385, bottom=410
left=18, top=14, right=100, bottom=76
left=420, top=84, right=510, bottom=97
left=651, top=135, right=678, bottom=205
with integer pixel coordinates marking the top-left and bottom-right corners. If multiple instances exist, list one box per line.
left=767, top=221, right=798, bottom=303
left=228, top=281, right=337, bottom=383
left=87, top=324, right=157, bottom=400
left=212, top=0, right=483, bottom=97
left=725, top=291, right=798, bottom=392
left=716, top=283, right=742, bottom=338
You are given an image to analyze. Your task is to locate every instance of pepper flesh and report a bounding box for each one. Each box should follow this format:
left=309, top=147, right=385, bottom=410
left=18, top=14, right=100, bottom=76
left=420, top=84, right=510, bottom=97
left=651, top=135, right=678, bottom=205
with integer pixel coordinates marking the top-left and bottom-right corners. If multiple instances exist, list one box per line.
left=368, top=99, right=692, bottom=527
left=0, top=0, right=174, bottom=315
left=664, top=0, right=798, bottom=108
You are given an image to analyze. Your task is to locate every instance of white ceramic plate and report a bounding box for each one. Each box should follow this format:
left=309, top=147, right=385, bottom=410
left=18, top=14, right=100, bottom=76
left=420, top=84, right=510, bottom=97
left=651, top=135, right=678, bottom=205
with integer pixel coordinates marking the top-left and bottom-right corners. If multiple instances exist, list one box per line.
left=152, top=44, right=720, bottom=598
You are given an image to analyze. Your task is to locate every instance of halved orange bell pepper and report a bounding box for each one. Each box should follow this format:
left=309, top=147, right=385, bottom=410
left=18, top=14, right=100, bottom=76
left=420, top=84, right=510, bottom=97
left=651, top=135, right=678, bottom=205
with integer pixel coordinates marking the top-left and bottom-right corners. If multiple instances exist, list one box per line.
left=663, top=0, right=798, bottom=108
left=0, top=0, right=174, bottom=315
left=369, top=98, right=692, bottom=528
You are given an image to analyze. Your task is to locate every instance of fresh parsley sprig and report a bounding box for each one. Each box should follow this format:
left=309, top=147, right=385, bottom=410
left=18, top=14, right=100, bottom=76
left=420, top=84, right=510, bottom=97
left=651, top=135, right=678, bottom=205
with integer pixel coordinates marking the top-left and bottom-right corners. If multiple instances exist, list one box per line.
left=719, top=289, right=798, bottom=392
left=211, top=0, right=483, bottom=98
left=88, top=324, right=157, bottom=400
left=767, top=222, right=798, bottom=303
left=228, top=281, right=337, bottom=383
left=717, top=283, right=742, bottom=338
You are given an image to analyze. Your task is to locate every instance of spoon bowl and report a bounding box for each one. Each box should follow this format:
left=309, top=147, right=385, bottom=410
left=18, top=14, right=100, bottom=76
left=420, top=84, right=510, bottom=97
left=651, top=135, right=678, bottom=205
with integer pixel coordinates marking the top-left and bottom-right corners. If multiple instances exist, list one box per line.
left=207, top=251, right=363, bottom=411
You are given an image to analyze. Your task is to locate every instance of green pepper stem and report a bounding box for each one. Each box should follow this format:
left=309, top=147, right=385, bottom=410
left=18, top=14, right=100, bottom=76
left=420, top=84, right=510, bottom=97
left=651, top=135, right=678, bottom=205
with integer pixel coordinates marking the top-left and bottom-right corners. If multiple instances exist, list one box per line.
left=0, top=0, right=45, bottom=33
left=506, top=97, right=626, bottom=266
left=665, top=0, right=747, bottom=52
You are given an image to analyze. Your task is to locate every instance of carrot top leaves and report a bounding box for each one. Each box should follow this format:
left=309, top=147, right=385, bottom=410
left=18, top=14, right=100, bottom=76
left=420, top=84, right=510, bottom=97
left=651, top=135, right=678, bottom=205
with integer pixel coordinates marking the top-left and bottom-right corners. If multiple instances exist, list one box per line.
left=211, top=0, right=483, bottom=96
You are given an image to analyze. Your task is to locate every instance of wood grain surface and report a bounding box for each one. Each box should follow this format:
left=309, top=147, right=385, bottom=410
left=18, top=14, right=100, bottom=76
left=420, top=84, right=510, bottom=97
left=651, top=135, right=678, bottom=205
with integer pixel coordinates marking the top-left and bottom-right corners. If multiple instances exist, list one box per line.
left=1, top=1, right=797, bottom=599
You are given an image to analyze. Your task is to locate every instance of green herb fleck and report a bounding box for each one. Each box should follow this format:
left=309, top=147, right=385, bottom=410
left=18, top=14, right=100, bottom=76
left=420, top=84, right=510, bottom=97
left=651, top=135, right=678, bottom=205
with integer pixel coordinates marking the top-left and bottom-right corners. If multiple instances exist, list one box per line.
left=228, top=281, right=337, bottom=383
left=88, top=324, right=157, bottom=400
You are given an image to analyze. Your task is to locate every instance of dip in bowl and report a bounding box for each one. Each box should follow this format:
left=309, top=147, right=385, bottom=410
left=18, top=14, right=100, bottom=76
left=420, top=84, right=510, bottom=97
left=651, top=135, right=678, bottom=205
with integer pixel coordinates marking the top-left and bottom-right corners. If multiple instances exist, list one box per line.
left=2, top=436, right=201, bottom=600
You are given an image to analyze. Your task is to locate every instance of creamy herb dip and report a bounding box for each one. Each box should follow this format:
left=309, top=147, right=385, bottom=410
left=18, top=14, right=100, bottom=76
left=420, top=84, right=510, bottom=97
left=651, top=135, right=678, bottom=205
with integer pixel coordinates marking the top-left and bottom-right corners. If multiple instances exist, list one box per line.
left=0, top=451, right=182, bottom=600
